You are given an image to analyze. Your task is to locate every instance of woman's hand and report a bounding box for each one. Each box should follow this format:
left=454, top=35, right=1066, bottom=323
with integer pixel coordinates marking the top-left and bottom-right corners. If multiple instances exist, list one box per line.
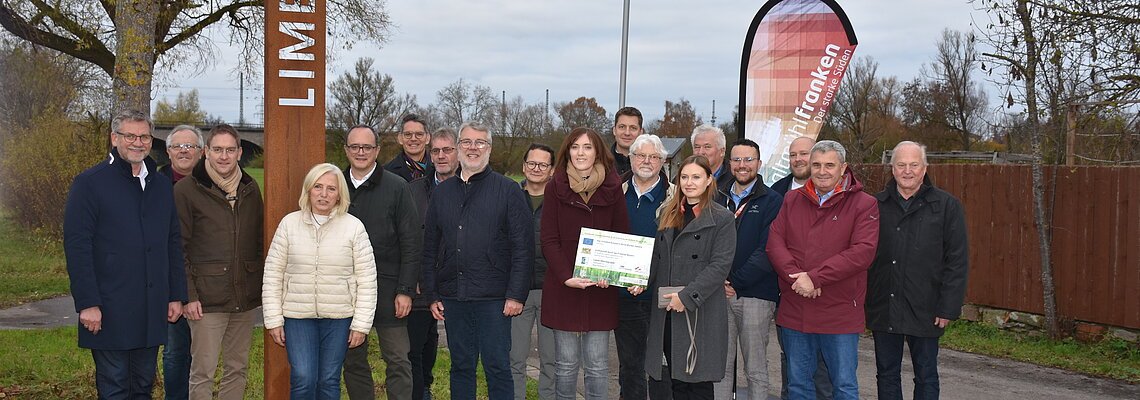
left=268, top=327, right=285, bottom=347
left=596, top=279, right=609, bottom=289
left=348, top=331, right=366, bottom=348
left=564, top=277, right=597, bottom=289
left=627, top=286, right=645, bottom=296
left=663, top=293, right=686, bottom=313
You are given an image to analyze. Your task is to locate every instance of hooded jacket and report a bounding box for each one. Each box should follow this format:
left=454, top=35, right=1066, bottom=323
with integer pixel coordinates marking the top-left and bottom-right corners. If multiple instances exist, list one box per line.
left=767, top=168, right=879, bottom=334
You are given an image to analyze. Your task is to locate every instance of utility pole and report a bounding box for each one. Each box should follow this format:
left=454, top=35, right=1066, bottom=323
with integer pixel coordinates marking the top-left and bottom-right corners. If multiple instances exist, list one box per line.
left=239, top=73, right=245, bottom=126
left=502, top=90, right=507, bottom=135
left=545, top=89, right=551, bottom=131
left=711, top=99, right=717, bottom=126
left=618, top=0, right=630, bottom=108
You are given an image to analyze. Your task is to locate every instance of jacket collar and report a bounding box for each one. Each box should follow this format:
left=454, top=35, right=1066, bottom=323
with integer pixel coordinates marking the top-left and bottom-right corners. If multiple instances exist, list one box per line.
left=107, top=149, right=158, bottom=180
left=875, top=174, right=935, bottom=203
left=796, top=167, right=863, bottom=207
left=345, top=164, right=385, bottom=192
left=717, top=177, right=770, bottom=205
left=460, top=166, right=495, bottom=183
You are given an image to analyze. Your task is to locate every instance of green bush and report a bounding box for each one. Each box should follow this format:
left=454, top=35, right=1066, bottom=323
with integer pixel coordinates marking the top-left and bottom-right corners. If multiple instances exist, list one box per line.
left=0, top=113, right=106, bottom=239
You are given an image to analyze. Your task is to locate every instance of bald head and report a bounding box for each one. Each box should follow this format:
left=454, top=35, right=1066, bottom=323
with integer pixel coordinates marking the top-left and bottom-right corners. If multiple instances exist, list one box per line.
left=788, top=136, right=816, bottom=180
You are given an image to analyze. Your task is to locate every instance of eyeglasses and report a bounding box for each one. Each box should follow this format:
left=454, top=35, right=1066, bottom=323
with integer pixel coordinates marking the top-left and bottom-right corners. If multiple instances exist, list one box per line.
left=430, top=147, right=456, bottom=155
left=730, top=157, right=758, bottom=163
left=115, top=131, right=153, bottom=144
left=345, top=144, right=378, bottom=153
left=631, top=153, right=663, bottom=163
left=457, top=139, right=490, bottom=149
left=524, top=161, right=552, bottom=171
left=168, top=143, right=200, bottom=151
left=400, top=131, right=427, bottom=139
left=209, top=146, right=239, bottom=156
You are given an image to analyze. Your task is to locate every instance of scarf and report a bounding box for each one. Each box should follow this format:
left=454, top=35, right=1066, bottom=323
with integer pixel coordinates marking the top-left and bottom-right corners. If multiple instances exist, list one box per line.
left=403, top=152, right=428, bottom=180
left=206, top=162, right=242, bottom=208
left=567, top=162, right=606, bottom=203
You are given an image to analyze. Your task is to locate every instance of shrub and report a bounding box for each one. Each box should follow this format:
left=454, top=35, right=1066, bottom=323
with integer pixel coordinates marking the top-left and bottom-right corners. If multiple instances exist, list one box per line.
left=0, top=113, right=106, bottom=239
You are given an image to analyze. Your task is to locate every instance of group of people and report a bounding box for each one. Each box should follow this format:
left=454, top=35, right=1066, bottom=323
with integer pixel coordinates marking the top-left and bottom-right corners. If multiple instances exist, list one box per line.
left=64, top=107, right=968, bottom=400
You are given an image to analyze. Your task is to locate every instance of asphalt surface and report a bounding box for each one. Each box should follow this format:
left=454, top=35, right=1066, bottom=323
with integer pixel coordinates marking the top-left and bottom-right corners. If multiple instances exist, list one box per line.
left=4, top=296, right=1137, bottom=399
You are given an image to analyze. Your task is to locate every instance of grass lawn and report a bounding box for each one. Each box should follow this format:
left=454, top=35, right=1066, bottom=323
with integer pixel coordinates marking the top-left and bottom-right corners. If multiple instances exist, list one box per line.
left=0, top=326, right=535, bottom=399
left=941, top=320, right=1140, bottom=383
left=0, top=209, right=69, bottom=308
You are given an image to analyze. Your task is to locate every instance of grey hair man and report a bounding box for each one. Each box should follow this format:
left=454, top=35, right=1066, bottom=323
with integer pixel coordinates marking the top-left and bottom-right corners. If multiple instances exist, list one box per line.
left=866, top=141, right=968, bottom=400
left=421, top=122, right=533, bottom=399
left=385, top=113, right=434, bottom=181
left=618, top=133, right=675, bottom=400
left=65, top=109, right=187, bottom=398
left=160, top=125, right=204, bottom=183
left=691, top=124, right=733, bottom=192
left=340, top=124, right=423, bottom=400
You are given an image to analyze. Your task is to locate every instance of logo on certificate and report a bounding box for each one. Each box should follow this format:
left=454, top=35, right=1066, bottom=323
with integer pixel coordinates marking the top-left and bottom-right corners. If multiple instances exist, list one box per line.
left=582, top=238, right=594, bottom=245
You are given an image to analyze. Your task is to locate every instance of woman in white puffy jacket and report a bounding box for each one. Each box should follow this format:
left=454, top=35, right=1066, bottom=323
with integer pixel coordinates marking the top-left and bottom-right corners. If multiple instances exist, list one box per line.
left=262, top=163, right=377, bottom=400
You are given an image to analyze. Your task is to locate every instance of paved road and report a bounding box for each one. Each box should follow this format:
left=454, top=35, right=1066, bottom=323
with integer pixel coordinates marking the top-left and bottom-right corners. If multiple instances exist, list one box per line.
left=4, top=296, right=1137, bottom=399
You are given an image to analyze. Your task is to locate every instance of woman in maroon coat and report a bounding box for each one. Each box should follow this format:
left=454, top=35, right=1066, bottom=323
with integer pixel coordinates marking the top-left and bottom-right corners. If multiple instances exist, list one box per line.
left=541, top=127, right=633, bottom=399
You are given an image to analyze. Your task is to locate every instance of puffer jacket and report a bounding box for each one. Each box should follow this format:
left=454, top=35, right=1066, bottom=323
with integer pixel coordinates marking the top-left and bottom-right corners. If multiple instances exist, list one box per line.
left=262, top=210, right=378, bottom=334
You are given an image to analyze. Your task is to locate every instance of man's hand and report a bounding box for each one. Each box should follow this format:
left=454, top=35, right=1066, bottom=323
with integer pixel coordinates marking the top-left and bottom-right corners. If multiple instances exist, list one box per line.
left=724, top=281, right=736, bottom=298
left=789, top=272, right=816, bottom=297
left=503, top=299, right=524, bottom=317
left=430, top=301, right=445, bottom=321
left=167, top=301, right=183, bottom=323
left=934, top=317, right=950, bottom=329
left=663, top=293, right=686, bottom=313
left=268, top=327, right=285, bottom=347
left=80, top=306, right=102, bottom=334
left=628, top=286, right=645, bottom=296
left=564, top=277, right=597, bottom=289
left=348, top=331, right=366, bottom=348
left=184, top=301, right=204, bottom=321
left=394, top=294, right=412, bottom=319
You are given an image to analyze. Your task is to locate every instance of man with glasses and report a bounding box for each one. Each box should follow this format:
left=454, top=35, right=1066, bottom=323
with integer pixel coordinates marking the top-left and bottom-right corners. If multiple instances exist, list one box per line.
left=620, top=134, right=675, bottom=400
left=422, top=122, right=532, bottom=399
left=691, top=124, right=734, bottom=193
left=611, top=106, right=644, bottom=176
left=156, top=124, right=204, bottom=400
left=406, top=128, right=459, bottom=400
left=510, top=143, right=557, bottom=400
left=341, top=124, right=422, bottom=400
left=385, top=113, right=434, bottom=181
left=713, top=138, right=783, bottom=400
left=173, top=124, right=263, bottom=400
left=64, top=109, right=187, bottom=398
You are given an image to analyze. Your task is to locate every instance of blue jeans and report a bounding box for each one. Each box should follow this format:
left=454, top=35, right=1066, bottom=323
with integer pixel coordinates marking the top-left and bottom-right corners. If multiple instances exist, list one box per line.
left=778, top=326, right=833, bottom=399
left=163, top=318, right=192, bottom=400
left=553, top=330, right=609, bottom=400
left=442, top=299, right=513, bottom=400
left=780, top=327, right=859, bottom=400
left=92, top=346, right=159, bottom=400
left=872, top=331, right=941, bottom=400
left=283, top=318, right=352, bottom=400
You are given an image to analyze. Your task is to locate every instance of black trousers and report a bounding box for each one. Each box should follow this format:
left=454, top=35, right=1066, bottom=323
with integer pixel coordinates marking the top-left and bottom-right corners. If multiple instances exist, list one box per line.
left=658, top=313, right=713, bottom=400
left=406, top=309, right=439, bottom=400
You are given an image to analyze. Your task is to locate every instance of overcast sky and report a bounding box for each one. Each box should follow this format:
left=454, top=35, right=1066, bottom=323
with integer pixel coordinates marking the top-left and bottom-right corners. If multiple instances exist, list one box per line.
left=152, top=0, right=986, bottom=125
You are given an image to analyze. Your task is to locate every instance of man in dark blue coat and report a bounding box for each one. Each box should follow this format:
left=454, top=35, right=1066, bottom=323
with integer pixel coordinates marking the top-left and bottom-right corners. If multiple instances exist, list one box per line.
left=64, top=110, right=188, bottom=398
left=713, top=138, right=783, bottom=399
left=421, top=121, right=533, bottom=399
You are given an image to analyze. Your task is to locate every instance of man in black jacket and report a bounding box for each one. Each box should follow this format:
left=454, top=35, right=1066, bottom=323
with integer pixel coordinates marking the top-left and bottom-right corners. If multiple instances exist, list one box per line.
left=341, top=125, right=423, bottom=400
left=422, top=121, right=533, bottom=399
left=771, top=136, right=814, bottom=195
left=385, top=113, right=434, bottom=181
left=611, top=106, right=643, bottom=176
left=867, top=141, right=969, bottom=400
left=691, top=124, right=734, bottom=191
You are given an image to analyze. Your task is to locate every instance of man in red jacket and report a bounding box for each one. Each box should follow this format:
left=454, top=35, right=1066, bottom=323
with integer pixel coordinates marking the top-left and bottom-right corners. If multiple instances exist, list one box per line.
left=767, top=140, right=880, bottom=400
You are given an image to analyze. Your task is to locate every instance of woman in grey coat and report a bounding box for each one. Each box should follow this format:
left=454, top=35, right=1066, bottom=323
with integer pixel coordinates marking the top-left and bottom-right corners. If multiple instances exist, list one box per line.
left=645, top=155, right=736, bottom=399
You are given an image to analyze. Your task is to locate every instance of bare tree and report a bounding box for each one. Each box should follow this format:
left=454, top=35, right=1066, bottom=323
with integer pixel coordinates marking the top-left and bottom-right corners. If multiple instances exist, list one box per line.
left=435, top=78, right=497, bottom=130
left=327, top=58, right=417, bottom=134
left=0, top=0, right=392, bottom=113
left=926, top=29, right=990, bottom=150
left=830, top=56, right=887, bottom=163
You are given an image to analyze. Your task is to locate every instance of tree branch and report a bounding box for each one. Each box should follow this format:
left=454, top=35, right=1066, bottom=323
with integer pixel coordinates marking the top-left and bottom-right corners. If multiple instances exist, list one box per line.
left=981, top=52, right=1027, bottom=78
left=159, top=0, right=260, bottom=53
left=0, top=4, right=114, bottom=75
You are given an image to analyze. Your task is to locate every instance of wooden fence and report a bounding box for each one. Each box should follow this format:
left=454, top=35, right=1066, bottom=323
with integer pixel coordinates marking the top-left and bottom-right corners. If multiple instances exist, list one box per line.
left=850, top=164, right=1140, bottom=330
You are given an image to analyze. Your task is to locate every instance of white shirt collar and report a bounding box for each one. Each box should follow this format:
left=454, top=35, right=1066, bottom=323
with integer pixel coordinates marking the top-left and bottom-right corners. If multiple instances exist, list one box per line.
left=350, top=163, right=377, bottom=188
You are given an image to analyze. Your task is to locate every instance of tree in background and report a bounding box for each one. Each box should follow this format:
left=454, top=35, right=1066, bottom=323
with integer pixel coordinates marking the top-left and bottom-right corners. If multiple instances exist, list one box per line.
left=718, top=105, right=740, bottom=141
left=903, top=29, right=989, bottom=151
left=0, top=0, right=391, bottom=113
left=827, top=57, right=894, bottom=163
left=153, top=89, right=209, bottom=125
left=554, top=96, right=609, bottom=134
left=653, top=98, right=702, bottom=138
left=434, top=78, right=497, bottom=130
left=327, top=57, right=417, bottom=134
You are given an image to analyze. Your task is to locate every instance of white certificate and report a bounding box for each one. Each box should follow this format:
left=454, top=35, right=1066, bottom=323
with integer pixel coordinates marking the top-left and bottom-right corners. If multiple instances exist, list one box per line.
left=572, top=227, right=654, bottom=287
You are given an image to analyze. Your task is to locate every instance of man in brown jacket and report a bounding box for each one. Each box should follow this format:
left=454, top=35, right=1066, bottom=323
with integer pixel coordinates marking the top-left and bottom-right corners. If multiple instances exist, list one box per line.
left=173, top=124, right=264, bottom=400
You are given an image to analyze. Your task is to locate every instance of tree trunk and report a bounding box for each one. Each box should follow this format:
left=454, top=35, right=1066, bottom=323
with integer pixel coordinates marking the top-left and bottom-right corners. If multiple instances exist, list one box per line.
left=112, top=0, right=158, bottom=115
left=1015, top=0, right=1061, bottom=339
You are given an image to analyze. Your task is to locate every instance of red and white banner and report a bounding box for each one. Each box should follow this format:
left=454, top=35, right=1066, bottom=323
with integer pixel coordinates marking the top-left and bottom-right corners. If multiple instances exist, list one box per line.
left=738, top=0, right=858, bottom=184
